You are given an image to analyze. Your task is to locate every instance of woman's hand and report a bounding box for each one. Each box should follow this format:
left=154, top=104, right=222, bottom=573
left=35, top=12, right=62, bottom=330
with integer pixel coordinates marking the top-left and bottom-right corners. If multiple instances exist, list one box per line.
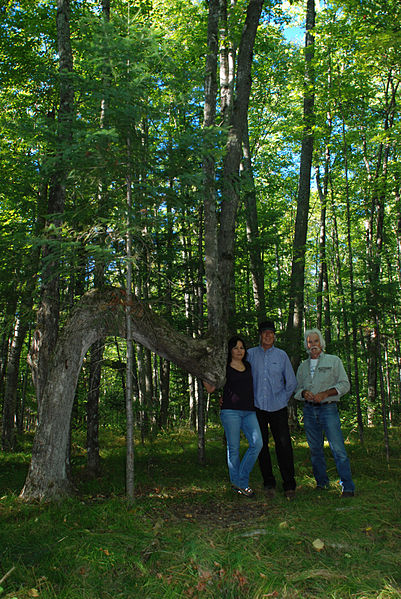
left=203, top=381, right=216, bottom=394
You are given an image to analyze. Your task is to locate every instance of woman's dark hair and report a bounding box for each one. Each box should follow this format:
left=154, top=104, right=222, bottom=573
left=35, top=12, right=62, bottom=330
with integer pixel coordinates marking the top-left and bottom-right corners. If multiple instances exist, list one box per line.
left=227, top=336, right=247, bottom=365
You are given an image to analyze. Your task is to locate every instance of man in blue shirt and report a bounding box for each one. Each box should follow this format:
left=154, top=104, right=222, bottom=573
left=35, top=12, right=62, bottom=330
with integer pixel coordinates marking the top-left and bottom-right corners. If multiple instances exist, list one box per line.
left=247, top=321, right=297, bottom=498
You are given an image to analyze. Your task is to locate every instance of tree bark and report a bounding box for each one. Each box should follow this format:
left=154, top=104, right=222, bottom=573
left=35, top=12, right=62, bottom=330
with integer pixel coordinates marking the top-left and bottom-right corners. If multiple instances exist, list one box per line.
left=286, top=0, right=315, bottom=375
left=29, top=0, right=74, bottom=406
left=85, top=0, right=111, bottom=477
left=203, top=0, right=263, bottom=343
left=315, top=160, right=331, bottom=344
left=86, top=339, right=103, bottom=476
left=158, top=356, right=170, bottom=428
left=242, top=117, right=266, bottom=323
left=218, top=0, right=264, bottom=310
left=20, top=288, right=226, bottom=501
left=125, top=162, right=135, bottom=499
left=338, top=110, right=364, bottom=441
left=203, top=0, right=220, bottom=338
left=1, top=316, right=29, bottom=450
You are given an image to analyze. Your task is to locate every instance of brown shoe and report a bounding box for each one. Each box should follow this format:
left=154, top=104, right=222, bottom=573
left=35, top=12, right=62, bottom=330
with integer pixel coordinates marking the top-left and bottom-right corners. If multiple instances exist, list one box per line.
left=284, top=489, right=296, bottom=500
left=264, top=486, right=276, bottom=498
left=341, top=491, right=354, bottom=498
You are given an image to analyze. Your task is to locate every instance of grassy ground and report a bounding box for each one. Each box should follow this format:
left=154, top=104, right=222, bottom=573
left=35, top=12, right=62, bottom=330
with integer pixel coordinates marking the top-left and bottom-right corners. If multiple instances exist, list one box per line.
left=1, top=424, right=401, bottom=599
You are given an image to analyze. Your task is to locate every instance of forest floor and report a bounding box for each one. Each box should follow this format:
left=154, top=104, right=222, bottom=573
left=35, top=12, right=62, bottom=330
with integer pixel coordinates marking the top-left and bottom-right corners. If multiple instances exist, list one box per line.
left=1, top=423, right=401, bottom=599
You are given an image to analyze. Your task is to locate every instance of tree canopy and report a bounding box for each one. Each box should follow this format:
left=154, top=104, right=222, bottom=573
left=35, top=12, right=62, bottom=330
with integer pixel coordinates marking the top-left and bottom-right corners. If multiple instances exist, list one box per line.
left=0, top=0, right=400, bottom=499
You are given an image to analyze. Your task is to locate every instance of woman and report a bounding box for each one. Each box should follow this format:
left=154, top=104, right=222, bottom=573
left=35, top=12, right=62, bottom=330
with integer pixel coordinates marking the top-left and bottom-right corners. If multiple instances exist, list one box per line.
left=204, top=336, right=262, bottom=497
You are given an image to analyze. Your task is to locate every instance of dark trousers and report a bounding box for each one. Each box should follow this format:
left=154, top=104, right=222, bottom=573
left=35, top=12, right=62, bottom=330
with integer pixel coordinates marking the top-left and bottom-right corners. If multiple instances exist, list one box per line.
left=256, top=406, right=296, bottom=491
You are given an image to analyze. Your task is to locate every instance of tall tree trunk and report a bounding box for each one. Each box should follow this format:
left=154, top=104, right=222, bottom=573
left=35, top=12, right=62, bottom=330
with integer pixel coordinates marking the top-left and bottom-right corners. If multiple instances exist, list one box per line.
left=203, top=0, right=264, bottom=347
left=197, top=380, right=206, bottom=465
left=396, top=185, right=401, bottom=284
left=125, top=154, right=135, bottom=499
left=158, top=356, right=170, bottom=429
left=29, top=0, right=74, bottom=407
left=0, top=290, right=18, bottom=399
left=1, top=316, right=29, bottom=450
left=339, top=113, right=364, bottom=441
left=202, top=0, right=220, bottom=338
left=241, top=118, right=266, bottom=323
left=330, top=197, right=352, bottom=379
left=86, top=339, right=103, bottom=476
left=85, top=0, right=111, bottom=477
left=286, top=0, right=316, bottom=376
left=315, top=141, right=332, bottom=345
left=219, top=0, right=234, bottom=126
left=200, top=0, right=263, bottom=467
left=218, top=0, right=264, bottom=311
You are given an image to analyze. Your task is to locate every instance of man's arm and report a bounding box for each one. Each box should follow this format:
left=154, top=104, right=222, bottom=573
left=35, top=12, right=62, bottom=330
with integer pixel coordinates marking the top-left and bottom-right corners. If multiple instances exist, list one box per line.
left=332, top=356, right=350, bottom=397
left=294, top=361, right=307, bottom=400
left=283, top=353, right=297, bottom=397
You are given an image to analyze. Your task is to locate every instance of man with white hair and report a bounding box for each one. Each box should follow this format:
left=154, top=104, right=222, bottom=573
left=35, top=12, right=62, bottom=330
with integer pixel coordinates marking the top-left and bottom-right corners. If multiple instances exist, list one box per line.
left=295, top=328, right=355, bottom=497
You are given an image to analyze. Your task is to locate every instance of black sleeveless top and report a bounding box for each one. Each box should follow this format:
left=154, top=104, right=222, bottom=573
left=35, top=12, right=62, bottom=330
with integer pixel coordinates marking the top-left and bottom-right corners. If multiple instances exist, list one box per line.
left=221, top=361, right=255, bottom=411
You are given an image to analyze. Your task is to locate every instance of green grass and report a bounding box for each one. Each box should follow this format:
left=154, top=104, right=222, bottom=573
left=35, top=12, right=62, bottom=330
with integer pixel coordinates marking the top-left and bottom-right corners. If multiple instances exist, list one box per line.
left=1, top=425, right=401, bottom=598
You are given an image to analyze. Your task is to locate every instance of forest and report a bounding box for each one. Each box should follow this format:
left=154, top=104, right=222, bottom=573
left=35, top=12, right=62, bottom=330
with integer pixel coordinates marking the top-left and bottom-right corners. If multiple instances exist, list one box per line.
left=1, top=0, right=401, bottom=503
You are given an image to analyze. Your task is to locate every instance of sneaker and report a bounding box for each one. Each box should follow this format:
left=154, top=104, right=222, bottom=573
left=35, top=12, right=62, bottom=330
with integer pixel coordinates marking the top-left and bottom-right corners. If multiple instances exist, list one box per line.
left=236, top=486, right=255, bottom=498
left=341, top=490, right=355, bottom=498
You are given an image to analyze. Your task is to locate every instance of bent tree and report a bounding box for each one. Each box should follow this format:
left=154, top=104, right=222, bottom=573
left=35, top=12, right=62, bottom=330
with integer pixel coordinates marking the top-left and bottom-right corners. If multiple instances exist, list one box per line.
left=20, top=0, right=264, bottom=501
left=20, top=289, right=226, bottom=499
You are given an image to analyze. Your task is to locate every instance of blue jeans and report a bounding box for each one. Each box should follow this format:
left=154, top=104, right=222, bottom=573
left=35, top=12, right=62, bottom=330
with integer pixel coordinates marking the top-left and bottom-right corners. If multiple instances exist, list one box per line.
left=303, top=403, right=355, bottom=493
left=220, top=410, right=263, bottom=489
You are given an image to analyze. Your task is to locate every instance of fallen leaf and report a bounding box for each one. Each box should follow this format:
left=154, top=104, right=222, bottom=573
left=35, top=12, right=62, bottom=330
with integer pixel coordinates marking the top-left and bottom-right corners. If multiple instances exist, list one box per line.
left=153, top=518, right=163, bottom=533
left=312, top=538, right=325, bottom=552
left=233, top=569, right=248, bottom=587
left=279, top=521, right=288, bottom=528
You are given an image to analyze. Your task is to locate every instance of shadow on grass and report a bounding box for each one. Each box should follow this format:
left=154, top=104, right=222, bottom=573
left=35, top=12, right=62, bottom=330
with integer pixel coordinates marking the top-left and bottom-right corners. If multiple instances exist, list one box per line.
left=1, top=425, right=401, bottom=598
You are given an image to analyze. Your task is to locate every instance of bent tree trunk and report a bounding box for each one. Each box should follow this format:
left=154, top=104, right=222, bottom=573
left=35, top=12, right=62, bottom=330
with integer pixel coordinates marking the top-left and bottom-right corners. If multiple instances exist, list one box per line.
left=20, top=288, right=226, bottom=501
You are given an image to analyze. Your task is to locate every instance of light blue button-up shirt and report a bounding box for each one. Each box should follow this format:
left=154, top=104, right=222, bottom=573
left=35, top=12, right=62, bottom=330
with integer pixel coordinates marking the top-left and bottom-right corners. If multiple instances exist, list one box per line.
left=247, top=345, right=297, bottom=412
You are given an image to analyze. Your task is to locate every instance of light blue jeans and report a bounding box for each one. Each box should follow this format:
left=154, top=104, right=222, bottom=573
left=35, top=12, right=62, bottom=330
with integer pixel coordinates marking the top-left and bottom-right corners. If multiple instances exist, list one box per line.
left=303, top=403, right=355, bottom=493
left=220, top=410, right=263, bottom=489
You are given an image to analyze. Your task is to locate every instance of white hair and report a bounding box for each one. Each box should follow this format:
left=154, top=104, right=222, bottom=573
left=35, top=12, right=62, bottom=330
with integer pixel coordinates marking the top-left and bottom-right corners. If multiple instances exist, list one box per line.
left=304, top=328, right=325, bottom=351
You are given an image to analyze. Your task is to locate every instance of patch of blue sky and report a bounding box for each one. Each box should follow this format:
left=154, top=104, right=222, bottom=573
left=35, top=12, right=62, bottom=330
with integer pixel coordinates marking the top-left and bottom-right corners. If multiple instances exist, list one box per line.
left=284, top=25, right=304, bottom=45
left=281, top=0, right=324, bottom=45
